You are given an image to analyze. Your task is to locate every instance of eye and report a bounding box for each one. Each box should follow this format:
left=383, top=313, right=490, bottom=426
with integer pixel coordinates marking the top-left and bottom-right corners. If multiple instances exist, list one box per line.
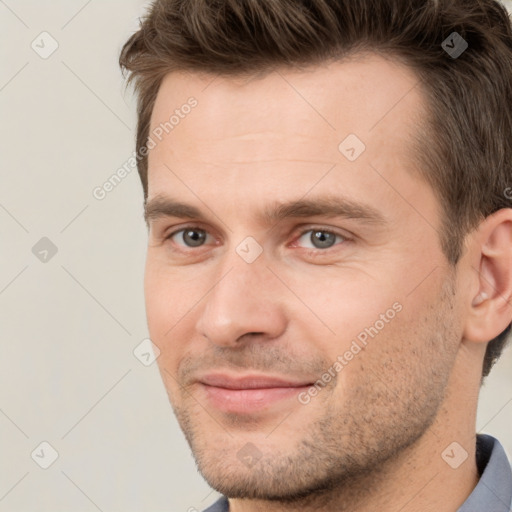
left=163, top=225, right=350, bottom=254
left=166, top=226, right=212, bottom=248
left=294, top=227, right=349, bottom=251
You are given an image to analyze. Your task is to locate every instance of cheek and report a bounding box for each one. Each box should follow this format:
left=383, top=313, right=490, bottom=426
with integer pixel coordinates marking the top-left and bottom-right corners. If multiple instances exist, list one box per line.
left=144, top=267, right=189, bottom=379
left=144, top=259, right=200, bottom=337
left=144, top=272, right=168, bottom=341
left=289, top=270, right=405, bottom=352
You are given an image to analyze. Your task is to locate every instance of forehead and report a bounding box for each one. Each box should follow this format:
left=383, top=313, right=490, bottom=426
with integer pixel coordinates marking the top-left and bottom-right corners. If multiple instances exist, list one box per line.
left=146, top=53, right=435, bottom=228
left=149, top=53, right=423, bottom=135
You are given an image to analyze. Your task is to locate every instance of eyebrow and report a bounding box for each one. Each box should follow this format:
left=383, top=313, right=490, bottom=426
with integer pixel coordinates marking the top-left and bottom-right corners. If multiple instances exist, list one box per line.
left=143, top=194, right=387, bottom=228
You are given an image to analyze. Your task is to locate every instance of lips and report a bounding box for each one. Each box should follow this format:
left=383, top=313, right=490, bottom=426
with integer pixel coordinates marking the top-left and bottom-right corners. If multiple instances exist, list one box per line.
left=198, top=373, right=313, bottom=389
left=196, top=373, right=314, bottom=414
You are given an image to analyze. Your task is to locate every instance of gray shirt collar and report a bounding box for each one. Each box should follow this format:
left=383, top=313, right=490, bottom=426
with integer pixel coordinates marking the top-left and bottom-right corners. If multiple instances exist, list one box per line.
left=457, top=434, right=512, bottom=512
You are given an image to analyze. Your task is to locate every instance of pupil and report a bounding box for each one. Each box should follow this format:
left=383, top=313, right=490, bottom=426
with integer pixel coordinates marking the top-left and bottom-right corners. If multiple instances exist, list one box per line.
left=184, top=229, right=205, bottom=247
left=312, top=231, right=335, bottom=248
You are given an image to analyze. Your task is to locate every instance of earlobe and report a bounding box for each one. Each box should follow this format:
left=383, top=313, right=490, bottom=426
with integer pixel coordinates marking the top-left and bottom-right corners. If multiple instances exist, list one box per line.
left=463, top=209, right=512, bottom=344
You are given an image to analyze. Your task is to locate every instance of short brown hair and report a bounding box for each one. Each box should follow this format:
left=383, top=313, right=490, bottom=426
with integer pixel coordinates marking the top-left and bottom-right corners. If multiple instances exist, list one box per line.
left=119, top=0, right=512, bottom=379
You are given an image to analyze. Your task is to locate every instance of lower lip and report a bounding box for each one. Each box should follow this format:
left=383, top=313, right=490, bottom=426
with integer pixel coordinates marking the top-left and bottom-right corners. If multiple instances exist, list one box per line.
left=200, top=384, right=311, bottom=413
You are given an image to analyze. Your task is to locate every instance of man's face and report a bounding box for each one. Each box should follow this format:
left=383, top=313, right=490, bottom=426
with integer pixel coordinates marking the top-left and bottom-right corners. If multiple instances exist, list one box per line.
left=144, top=54, right=464, bottom=499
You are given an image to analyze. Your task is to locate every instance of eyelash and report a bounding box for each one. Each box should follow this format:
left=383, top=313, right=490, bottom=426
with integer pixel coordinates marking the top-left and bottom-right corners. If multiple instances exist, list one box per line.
left=163, top=225, right=351, bottom=255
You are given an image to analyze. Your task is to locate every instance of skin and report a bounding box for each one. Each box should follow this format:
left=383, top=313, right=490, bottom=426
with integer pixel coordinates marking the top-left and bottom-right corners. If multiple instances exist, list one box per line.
left=143, top=53, right=512, bottom=511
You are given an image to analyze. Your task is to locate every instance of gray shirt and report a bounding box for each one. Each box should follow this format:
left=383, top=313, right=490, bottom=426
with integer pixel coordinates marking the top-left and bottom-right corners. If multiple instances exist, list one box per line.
left=201, top=434, right=512, bottom=512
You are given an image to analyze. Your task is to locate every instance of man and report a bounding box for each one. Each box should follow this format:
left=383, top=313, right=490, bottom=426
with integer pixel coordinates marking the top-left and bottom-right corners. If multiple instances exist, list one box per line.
left=119, top=0, right=512, bottom=510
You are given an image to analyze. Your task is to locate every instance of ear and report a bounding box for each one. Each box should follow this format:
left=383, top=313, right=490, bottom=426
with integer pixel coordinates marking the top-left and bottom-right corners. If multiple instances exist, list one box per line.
left=463, top=208, right=512, bottom=343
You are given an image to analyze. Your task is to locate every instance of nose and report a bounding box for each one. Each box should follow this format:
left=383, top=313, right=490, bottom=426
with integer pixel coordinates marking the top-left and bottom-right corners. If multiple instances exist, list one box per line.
left=195, top=248, right=288, bottom=347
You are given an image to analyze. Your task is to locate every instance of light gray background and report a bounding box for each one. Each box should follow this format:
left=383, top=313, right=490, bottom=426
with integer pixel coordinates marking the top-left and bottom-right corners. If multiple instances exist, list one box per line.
left=0, top=1, right=511, bottom=511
